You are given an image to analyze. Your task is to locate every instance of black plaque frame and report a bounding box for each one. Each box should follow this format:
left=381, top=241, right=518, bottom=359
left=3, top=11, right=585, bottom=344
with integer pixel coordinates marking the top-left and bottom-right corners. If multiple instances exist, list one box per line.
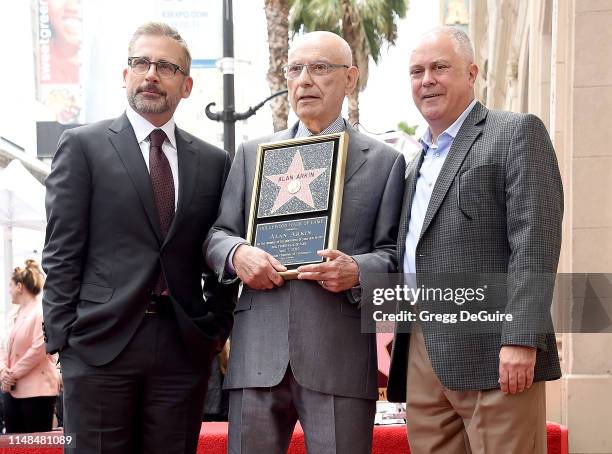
left=246, top=131, right=349, bottom=279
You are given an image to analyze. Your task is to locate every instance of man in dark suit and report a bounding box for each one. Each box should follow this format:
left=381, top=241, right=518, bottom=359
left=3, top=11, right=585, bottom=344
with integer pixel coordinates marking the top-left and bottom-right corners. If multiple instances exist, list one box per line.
left=204, top=31, right=405, bottom=453
left=42, top=22, right=235, bottom=454
left=386, top=26, right=563, bottom=454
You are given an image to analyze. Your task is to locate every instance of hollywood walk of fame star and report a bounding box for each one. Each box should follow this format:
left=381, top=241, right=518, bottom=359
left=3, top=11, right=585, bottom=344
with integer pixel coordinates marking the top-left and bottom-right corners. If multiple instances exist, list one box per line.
left=265, top=150, right=327, bottom=214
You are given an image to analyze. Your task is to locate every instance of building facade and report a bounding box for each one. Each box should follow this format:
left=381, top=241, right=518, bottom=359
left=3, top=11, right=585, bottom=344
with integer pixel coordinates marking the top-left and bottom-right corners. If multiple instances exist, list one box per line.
left=464, top=1, right=612, bottom=452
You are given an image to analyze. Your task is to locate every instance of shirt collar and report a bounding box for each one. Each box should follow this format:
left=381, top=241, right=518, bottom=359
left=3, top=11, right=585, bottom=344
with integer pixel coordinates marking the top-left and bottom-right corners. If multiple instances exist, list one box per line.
left=419, top=98, right=478, bottom=150
left=125, top=105, right=177, bottom=149
left=295, top=114, right=345, bottom=138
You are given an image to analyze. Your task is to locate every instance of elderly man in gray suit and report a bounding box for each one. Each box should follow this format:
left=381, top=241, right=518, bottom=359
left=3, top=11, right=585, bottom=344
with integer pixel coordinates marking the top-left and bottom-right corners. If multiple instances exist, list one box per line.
left=386, top=27, right=563, bottom=454
left=204, top=31, right=405, bottom=453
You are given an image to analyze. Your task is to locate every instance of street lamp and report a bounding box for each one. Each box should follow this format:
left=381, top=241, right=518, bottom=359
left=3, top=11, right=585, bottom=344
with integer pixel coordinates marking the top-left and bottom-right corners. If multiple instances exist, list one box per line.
left=205, top=89, right=287, bottom=159
left=205, top=0, right=288, bottom=160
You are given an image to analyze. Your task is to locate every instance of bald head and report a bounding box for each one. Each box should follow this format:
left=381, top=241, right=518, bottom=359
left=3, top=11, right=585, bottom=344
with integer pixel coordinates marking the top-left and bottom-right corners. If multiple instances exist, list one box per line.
left=289, top=31, right=353, bottom=66
left=286, top=31, right=359, bottom=134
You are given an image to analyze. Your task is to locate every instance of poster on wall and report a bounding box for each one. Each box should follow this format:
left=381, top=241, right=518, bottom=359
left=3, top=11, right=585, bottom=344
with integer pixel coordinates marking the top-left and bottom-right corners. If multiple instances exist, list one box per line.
left=31, top=0, right=222, bottom=154
left=33, top=0, right=84, bottom=125
left=157, top=0, right=220, bottom=69
left=441, top=0, right=469, bottom=33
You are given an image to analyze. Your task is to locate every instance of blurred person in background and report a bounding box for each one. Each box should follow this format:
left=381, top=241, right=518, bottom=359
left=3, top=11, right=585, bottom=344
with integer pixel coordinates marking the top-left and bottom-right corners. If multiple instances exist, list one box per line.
left=0, top=260, right=60, bottom=433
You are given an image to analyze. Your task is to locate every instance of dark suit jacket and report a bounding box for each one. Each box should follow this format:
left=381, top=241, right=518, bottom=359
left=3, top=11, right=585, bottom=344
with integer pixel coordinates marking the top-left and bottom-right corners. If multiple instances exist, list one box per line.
left=204, top=123, right=406, bottom=400
left=42, top=113, right=236, bottom=367
left=387, top=102, right=563, bottom=400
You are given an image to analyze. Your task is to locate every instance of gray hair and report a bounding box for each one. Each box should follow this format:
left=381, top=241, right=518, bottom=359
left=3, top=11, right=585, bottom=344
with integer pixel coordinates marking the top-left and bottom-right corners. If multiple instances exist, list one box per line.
left=424, top=26, right=474, bottom=64
left=128, top=22, right=192, bottom=75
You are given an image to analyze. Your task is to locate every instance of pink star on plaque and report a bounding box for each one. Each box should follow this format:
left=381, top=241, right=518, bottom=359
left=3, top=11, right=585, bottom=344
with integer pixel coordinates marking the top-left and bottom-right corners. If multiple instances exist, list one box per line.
left=265, top=151, right=326, bottom=214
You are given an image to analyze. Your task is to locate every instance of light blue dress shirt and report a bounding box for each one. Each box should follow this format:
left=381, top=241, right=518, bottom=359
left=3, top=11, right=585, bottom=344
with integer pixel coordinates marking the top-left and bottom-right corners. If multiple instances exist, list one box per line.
left=403, top=99, right=478, bottom=276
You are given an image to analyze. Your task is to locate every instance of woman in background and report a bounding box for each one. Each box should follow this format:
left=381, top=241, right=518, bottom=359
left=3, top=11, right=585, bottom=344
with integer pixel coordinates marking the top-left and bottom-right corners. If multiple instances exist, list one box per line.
left=0, top=260, right=60, bottom=433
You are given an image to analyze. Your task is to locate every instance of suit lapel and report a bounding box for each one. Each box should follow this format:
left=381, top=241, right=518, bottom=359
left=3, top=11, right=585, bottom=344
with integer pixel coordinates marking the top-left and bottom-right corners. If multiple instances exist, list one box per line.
left=108, top=114, right=162, bottom=243
left=418, top=102, right=487, bottom=241
left=344, top=124, right=368, bottom=184
left=164, top=128, right=199, bottom=246
left=398, top=152, right=425, bottom=270
left=275, top=124, right=296, bottom=141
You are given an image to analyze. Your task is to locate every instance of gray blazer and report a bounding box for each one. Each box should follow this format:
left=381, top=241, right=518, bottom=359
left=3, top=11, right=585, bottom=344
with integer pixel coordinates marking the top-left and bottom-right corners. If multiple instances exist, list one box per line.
left=204, top=122, right=406, bottom=400
left=387, top=102, right=563, bottom=400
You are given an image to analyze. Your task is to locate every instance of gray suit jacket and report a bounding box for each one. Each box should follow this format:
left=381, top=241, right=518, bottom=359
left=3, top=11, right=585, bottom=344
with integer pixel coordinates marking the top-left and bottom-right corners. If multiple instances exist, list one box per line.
left=387, top=102, right=563, bottom=400
left=204, top=122, right=405, bottom=399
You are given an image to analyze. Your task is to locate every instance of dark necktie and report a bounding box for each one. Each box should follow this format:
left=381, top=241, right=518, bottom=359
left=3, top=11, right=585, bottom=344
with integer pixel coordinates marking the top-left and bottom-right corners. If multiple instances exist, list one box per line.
left=149, top=128, right=175, bottom=294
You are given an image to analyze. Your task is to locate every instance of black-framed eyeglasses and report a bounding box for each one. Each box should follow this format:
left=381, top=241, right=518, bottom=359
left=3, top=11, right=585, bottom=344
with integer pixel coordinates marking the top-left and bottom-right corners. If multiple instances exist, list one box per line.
left=128, top=57, right=187, bottom=79
left=282, top=62, right=349, bottom=80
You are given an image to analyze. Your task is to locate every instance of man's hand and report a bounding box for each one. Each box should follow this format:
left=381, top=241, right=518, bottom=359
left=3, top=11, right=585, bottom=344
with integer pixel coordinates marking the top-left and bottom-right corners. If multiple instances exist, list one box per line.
left=233, top=244, right=286, bottom=290
left=498, top=345, right=537, bottom=394
left=296, top=249, right=359, bottom=292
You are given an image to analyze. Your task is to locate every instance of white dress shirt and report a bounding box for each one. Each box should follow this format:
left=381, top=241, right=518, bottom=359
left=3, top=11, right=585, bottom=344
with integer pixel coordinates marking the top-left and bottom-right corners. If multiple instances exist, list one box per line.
left=125, top=105, right=179, bottom=208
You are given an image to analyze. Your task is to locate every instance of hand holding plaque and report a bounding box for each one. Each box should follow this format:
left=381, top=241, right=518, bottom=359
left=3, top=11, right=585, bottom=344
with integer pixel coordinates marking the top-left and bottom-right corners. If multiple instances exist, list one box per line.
left=296, top=249, right=360, bottom=292
left=232, top=244, right=286, bottom=290
left=246, top=132, right=349, bottom=279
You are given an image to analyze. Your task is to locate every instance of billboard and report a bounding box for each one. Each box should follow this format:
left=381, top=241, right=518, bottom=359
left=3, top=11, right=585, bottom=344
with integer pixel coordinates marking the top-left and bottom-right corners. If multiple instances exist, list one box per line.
left=32, top=0, right=223, bottom=154
left=34, top=0, right=83, bottom=124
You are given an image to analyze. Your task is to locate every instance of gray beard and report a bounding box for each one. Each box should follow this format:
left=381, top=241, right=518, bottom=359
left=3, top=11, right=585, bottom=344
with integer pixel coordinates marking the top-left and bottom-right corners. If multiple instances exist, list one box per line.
left=127, top=92, right=170, bottom=114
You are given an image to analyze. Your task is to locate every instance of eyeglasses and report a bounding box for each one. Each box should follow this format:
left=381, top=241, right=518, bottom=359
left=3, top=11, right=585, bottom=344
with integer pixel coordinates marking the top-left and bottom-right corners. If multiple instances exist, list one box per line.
left=128, top=57, right=187, bottom=79
left=282, top=62, right=349, bottom=80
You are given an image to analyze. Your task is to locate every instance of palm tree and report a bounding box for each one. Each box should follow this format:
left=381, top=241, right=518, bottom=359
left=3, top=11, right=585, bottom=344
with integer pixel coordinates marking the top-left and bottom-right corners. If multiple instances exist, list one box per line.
left=289, top=0, right=407, bottom=126
left=264, top=0, right=290, bottom=131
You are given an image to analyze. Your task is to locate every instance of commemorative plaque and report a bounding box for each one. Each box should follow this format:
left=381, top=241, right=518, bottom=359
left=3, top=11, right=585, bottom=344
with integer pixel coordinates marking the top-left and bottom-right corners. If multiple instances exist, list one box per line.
left=246, top=132, right=349, bottom=279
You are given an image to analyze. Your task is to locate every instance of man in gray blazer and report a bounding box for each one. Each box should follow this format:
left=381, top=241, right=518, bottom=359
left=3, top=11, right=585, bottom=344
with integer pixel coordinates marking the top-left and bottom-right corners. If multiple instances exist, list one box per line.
left=386, top=27, right=563, bottom=453
left=42, top=23, right=234, bottom=453
left=205, top=31, right=405, bottom=453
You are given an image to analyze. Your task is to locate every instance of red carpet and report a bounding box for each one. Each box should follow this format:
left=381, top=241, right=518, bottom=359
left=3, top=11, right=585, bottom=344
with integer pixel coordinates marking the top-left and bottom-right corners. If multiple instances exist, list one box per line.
left=0, top=422, right=568, bottom=453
